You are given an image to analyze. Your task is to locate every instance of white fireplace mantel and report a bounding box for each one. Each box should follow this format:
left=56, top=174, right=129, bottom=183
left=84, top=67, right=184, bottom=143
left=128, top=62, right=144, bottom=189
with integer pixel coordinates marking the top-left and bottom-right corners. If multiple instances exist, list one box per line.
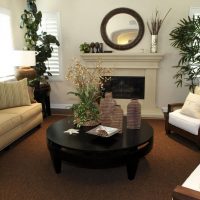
left=81, top=53, right=164, bottom=118
left=81, top=52, right=163, bottom=64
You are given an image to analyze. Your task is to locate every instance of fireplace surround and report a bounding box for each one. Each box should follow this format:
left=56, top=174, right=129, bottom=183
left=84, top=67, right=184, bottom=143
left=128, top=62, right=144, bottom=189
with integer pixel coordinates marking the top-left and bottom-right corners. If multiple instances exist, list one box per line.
left=81, top=53, right=164, bottom=118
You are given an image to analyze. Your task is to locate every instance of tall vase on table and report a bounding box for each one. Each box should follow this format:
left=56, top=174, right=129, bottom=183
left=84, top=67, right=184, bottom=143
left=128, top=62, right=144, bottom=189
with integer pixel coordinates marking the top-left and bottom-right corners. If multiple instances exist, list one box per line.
left=127, top=99, right=141, bottom=129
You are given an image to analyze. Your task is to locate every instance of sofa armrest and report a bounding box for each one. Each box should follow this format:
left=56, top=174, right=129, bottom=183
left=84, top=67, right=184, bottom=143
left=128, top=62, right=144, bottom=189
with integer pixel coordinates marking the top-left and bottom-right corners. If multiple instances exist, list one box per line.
left=168, top=103, right=184, bottom=113
left=173, top=185, right=200, bottom=200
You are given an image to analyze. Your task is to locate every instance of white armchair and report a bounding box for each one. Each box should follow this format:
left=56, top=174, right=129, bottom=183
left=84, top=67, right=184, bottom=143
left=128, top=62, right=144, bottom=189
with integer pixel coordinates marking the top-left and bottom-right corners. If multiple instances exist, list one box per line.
left=165, top=102, right=200, bottom=149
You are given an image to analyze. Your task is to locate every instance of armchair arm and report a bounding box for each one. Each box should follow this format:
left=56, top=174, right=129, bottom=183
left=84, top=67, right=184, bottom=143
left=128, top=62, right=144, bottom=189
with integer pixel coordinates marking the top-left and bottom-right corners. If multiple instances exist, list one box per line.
left=168, top=103, right=184, bottom=113
left=172, top=185, right=200, bottom=200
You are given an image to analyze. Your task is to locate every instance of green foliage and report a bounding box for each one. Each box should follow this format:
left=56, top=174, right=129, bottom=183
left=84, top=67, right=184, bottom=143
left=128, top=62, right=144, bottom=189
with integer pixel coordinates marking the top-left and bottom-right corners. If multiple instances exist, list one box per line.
left=80, top=42, right=90, bottom=53
left=68, top=86, right=100, bottom=127
left=170, top=16, right=200, bottom=91
left=20, top=0, right=60, bottom=86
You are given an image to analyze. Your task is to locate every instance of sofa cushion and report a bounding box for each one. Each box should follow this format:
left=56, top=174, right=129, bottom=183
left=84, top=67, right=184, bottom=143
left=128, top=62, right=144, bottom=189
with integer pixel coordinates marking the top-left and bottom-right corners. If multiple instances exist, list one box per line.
left=169, top=109, right=200, bottom=135
left=0, top=78, right=31, bottom=110
left=0, top=113, right=21, bottom=136
left=180, top=92, right=200, bottom=119
left=0, top=103, right=42, bottom=122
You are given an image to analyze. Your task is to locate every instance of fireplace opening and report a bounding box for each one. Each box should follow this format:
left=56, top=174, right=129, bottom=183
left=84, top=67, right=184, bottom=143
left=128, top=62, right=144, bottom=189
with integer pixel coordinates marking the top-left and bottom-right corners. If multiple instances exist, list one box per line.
left=102, top=76, right=145, bottom=99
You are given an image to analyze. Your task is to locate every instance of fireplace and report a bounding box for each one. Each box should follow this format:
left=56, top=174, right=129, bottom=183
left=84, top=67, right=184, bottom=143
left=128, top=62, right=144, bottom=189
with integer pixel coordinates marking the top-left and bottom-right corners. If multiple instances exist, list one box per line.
left=81, top=53, right=164, bottom=118
left=103, top=76, right=145, bottom=99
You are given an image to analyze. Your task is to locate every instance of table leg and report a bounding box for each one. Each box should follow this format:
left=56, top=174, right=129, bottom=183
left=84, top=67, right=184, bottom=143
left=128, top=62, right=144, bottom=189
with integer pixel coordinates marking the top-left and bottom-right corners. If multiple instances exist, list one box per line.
left=126, top=155, right=139, bottom=180
left=49, top=144, right=62, bottom=173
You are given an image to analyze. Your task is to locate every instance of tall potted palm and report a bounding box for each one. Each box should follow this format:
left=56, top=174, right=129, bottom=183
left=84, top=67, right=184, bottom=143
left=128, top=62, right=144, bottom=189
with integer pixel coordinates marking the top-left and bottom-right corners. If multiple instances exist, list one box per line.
left=170, top=16, right=200, bottom=91
left=20, top=0, right=60, bottom=87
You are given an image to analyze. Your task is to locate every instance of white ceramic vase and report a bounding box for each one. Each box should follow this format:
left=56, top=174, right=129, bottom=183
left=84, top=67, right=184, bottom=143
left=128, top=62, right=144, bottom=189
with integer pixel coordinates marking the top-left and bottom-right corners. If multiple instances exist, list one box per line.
left=151, top=35, right=158, bottom=53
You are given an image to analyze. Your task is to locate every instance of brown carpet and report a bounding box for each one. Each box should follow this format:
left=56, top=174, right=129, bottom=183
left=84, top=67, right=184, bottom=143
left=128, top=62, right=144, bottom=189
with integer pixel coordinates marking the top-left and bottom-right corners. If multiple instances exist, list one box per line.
left=0, top=116, right=199, bottom=200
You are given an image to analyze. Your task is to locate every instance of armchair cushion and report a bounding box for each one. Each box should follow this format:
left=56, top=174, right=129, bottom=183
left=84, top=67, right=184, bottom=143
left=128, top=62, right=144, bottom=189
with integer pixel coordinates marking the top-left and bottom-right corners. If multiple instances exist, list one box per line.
left=182, top=164, right=200, bottom=192
left=181, top=92, right=200, bottom=119
left=169, top=109, right=200, bottom=135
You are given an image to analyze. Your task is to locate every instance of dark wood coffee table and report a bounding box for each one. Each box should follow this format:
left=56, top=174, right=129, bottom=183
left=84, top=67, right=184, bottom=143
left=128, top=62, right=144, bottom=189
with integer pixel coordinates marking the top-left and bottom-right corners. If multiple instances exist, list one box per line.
left=47, top=117, right=153, bottom=180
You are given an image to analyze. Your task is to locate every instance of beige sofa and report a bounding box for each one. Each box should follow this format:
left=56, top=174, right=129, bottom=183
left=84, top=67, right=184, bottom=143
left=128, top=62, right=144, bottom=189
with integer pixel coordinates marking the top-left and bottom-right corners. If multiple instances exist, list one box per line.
left=0, top=79, right=43, bottom=151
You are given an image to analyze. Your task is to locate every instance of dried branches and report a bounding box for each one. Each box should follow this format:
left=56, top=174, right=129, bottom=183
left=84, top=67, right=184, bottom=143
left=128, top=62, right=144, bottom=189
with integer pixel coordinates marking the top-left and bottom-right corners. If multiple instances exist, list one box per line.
left=147, top=8, right=172, bottom=35
left=66, top=59, right=111, bottom=92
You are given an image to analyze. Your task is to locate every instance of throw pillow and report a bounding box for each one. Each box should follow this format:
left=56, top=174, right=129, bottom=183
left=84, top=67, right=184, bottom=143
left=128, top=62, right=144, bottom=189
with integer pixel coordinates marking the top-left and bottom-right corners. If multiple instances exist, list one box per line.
left=180, top=92, right=200, bottom=119
left=28, top=86, right=37, bottom=103
left=0, top=78, right=31, bottom=110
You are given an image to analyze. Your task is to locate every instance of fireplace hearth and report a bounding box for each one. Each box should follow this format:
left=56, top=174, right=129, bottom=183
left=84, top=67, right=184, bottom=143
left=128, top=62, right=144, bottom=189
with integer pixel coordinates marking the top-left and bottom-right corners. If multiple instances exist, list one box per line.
left=103, top=76, right=145, bottom=99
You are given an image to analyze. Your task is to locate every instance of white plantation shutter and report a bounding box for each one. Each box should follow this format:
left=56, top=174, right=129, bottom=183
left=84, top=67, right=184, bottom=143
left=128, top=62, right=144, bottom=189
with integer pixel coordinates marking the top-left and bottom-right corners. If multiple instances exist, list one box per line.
left=40, top=12, right=62, bottom=79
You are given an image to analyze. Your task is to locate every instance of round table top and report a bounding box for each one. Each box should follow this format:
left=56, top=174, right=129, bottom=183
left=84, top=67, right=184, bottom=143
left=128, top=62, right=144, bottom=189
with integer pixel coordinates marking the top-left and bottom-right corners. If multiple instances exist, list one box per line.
left=47, top=117, right=153, bottom=153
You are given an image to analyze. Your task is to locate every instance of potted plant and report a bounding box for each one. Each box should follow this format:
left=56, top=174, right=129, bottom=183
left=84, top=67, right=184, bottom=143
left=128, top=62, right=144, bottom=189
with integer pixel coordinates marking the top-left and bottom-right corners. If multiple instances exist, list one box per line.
left=20, top=0, right=60, bottom=87
left=170, top=16, right=200, bottom=91
left=80, top=42, right=90, bottom=53
left=65, top=59, right=111, bottom=127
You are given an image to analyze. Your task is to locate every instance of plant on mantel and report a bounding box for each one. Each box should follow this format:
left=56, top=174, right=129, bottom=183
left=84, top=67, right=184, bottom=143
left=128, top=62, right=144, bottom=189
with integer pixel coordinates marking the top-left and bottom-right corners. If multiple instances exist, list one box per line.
left=170, top=16, right=200, bottom=91
left=147, top=8, right=171, bottom=53
left=20, top=0, right=60, bottom=87
left=147, top=8, right=172, bottom=35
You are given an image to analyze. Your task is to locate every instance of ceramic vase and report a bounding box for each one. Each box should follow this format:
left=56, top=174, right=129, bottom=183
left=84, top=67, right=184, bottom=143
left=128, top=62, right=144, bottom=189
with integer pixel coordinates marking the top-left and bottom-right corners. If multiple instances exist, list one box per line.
left=15, top=67, right=36, bottom=80
left=150, top=35, right=158, bottom=53
left=99, top=92, right=116, bottom=126
left=110, top=105, right=123, bottom=133
left=127, top=99, right=141, bottom=129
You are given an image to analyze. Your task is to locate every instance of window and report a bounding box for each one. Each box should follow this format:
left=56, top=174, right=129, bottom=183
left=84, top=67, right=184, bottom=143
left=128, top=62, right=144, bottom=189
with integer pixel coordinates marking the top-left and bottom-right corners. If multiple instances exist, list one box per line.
left=190, top=7, right=200, bottom=18
left=40, top=12, right=62, bottom=80
left=189, top=7, right=200, bottom=81
left=0, top=8, right=14, bottom=80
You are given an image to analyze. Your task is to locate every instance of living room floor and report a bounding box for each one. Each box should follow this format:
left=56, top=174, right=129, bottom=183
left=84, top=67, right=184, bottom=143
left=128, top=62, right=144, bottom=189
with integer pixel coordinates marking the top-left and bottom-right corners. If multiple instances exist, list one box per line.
left=0, top=115, right=199, bottom=200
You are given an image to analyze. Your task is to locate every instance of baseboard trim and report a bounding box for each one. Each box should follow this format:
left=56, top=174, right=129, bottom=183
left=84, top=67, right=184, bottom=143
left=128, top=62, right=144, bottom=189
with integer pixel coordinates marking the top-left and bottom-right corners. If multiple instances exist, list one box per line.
left=51, top=104, right=73, bottom=109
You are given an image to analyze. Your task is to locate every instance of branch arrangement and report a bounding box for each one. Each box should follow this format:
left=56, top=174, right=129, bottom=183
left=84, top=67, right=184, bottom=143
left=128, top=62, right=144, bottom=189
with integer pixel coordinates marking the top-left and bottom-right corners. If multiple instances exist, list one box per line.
left=147, top=8, right=172, bottom=35
left=66, top=59, right=111, bottom=91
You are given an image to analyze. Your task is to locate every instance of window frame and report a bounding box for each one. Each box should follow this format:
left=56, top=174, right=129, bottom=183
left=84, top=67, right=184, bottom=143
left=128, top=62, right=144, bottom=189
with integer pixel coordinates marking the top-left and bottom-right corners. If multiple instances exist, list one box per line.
left=40, top=12, right=63, bottom=81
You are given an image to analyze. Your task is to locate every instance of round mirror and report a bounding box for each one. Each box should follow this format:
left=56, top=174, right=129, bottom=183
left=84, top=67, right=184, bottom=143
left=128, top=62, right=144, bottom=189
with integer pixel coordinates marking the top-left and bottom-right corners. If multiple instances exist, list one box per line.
left=100, top=8, right=144, bottom=50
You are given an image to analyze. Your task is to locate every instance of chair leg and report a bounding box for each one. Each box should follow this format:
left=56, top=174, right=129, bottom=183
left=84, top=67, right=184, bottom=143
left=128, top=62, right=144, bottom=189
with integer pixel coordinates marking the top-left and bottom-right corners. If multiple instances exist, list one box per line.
left=166, top=129, right=171, bottom=135
left=165, top=122, right=171, bottom=135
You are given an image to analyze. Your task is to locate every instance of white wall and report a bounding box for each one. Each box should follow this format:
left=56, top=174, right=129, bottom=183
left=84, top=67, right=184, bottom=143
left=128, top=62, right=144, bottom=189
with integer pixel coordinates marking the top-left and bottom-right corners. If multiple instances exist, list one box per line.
left=2, top=0, right=200, bottom=109
left=0, top=0, right=25, bottom=49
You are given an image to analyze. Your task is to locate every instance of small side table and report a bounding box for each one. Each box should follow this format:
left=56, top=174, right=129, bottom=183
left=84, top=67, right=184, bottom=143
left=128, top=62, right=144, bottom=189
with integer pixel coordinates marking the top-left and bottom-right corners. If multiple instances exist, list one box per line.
left=34, top=83, right=51, bottom=117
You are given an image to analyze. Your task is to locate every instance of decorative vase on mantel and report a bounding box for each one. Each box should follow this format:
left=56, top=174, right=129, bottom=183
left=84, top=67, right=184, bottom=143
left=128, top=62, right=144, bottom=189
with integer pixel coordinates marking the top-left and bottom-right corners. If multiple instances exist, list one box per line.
left=150, top=34, right=158, bottom=53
